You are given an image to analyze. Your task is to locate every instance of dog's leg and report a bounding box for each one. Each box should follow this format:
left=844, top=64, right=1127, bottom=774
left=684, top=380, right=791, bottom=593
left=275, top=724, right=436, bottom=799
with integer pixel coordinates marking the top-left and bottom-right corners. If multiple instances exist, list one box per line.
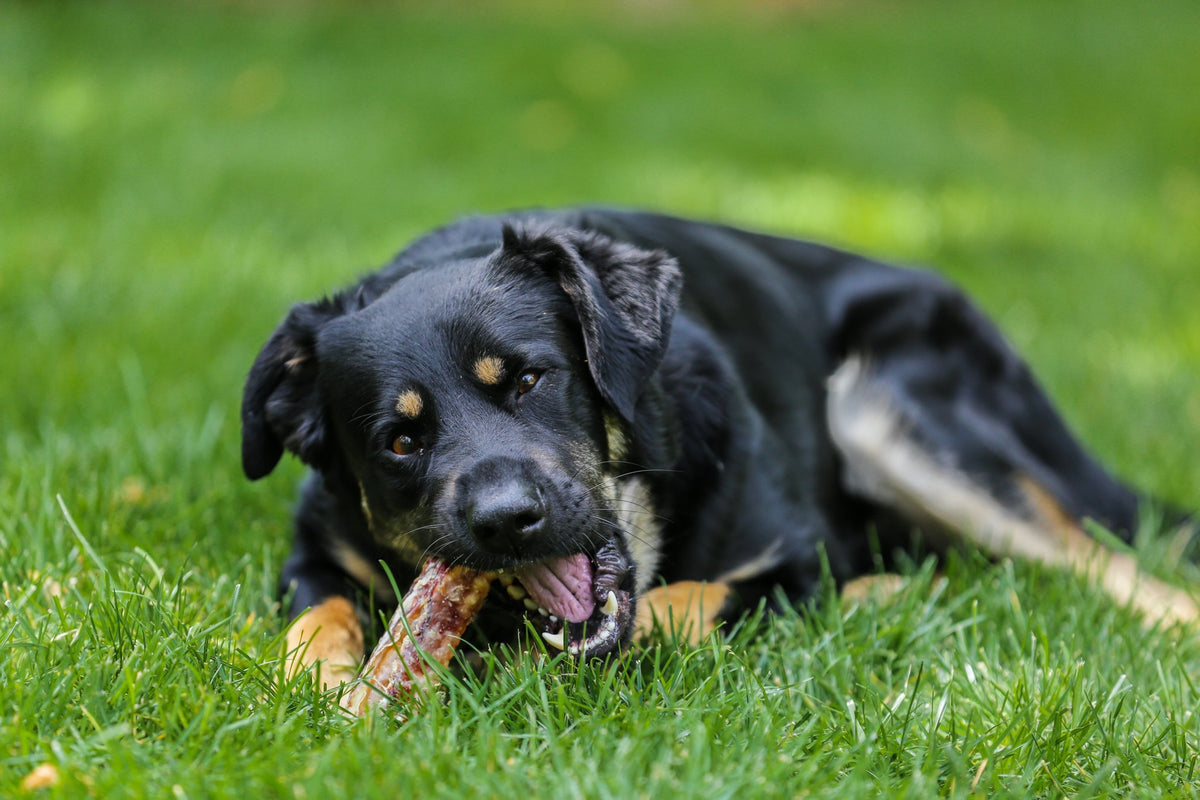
left=278, top=536, right=378, bottom=692
left=839, top=573, right=908, bottom=604
left=278, top=482, right=406, bottom=692
left=828, top=356, right=1198, bottom=628
left=284, top=596, right=364, bottom=691
left=634, top=581, right=732, bottom=645
left=825, top=265, right=1153, bottom=539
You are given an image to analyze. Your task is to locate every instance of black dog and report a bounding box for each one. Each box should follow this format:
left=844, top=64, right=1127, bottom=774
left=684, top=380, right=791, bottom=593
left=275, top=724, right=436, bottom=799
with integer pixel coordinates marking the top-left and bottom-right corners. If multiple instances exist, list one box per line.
left=242, top=208, right=1196, bottom=688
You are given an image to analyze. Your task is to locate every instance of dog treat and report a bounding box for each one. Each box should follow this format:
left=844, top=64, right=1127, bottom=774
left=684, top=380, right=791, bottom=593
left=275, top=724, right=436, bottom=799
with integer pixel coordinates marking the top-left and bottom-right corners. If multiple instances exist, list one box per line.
left=342, top=557, right=493, bottom=716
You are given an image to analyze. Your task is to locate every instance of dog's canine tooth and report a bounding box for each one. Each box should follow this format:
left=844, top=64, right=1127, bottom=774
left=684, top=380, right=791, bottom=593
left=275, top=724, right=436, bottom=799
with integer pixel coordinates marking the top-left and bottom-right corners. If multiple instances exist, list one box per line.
left=523, top=597, right=538, bottom=611
left=537, top=606, right=549, bottom=617
left=542, top=630, right=566, bottom=650
left=506, top=583, right=526, bottom=600
left=499, top=574, right=515, bottom=586
left=601, top=590, right=618, bottom=617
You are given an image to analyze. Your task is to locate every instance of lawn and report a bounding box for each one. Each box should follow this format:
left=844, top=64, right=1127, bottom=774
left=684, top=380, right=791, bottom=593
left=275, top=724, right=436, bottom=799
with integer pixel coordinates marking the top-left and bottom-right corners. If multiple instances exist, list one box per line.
left=3, top=0, right=1200, bottom=796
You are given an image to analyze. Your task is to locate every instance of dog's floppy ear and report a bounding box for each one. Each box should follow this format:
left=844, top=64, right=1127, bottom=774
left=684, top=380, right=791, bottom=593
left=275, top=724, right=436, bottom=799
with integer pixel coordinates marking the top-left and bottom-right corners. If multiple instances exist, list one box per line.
left=498, top=224, right=682, bottom=421
left=241, top=293, right=361, bottom=480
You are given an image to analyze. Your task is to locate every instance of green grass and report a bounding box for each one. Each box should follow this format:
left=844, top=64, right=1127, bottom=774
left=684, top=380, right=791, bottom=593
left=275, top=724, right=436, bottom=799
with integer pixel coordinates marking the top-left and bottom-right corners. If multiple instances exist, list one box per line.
left=3, top=0, right=1200, bottom=796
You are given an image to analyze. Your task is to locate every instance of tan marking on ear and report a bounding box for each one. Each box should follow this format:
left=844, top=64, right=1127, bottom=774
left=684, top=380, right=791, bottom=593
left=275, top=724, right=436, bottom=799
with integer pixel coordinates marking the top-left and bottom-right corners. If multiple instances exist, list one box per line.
left=284, top=596, right=364, bottom=692
left=634, top=581, right=730, bottom=645
left=395, top=389, right=423, bottom=419
left=473, top=356, right=505, bottom=386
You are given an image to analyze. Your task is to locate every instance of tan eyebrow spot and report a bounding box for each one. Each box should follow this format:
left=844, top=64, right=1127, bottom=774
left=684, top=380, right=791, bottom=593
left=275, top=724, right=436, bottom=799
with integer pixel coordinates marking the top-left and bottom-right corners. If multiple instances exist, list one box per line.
left=473, top=356, right=505, bottom=386
left=395, top=389, right=423, bottom=419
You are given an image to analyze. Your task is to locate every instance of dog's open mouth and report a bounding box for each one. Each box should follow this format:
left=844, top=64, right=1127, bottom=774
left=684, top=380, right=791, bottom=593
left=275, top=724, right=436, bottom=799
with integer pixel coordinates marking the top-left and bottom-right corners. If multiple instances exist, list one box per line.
left=495, top=537, right=634, bottom=658
left=347, top=541, right=634, bottom=715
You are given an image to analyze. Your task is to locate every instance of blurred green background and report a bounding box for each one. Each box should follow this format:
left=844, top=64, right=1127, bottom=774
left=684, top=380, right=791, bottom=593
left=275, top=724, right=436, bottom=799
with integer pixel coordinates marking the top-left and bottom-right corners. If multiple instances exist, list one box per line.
left=4, top=0, right=1199, bottom=619
left=2, top=1, right=1199, bottom=793
left=4, top=1, right=1197, bottom=498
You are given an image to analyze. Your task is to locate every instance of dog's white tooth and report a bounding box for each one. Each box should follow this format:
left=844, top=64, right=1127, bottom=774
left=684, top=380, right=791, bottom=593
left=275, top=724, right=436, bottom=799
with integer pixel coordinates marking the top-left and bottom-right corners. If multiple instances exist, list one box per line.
left=549, top=615, right=558, bottom=624
left=523, top=598, right=538, bottom=611
left=601, top=590, right=618, bottom=617
left=506, top=584, right=526, bottom=600
left=542, top=630, right=565, bottom=650
left=538, top=607, right=549, bottom=617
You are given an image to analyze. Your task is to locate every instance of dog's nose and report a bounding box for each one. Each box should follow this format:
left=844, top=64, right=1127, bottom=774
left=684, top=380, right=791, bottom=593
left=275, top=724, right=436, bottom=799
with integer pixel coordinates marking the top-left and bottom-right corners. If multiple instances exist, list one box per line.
left=465, top=478, right=547, bottom=555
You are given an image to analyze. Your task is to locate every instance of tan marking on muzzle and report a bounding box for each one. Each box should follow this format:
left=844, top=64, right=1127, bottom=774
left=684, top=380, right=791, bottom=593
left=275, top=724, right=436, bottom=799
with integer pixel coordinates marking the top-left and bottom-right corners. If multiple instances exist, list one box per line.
left=603, top=410, right=629, bottom=462
left=357, top=480, right=375, bottom=531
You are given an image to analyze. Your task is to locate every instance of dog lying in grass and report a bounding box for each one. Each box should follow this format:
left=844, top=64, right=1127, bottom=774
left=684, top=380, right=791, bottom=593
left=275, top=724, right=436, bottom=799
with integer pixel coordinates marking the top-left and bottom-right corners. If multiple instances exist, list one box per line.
left=241, top=208, right=1197, bottom=699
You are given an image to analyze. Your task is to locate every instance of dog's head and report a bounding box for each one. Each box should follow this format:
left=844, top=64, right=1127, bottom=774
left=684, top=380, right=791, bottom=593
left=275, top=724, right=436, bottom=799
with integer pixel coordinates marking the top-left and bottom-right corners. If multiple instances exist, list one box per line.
left=242, top=224, right=682, bottom=656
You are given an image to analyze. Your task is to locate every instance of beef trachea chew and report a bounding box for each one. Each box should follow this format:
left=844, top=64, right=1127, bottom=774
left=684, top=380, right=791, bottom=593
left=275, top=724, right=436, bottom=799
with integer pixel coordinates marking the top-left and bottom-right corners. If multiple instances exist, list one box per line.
left=342, top=557, right=494, bottom=716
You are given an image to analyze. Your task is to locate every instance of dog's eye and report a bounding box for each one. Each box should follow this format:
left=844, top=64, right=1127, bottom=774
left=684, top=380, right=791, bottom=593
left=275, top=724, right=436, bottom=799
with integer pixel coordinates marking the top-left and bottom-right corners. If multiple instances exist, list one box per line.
left=516, top=371, right=541, bottom=395
left=391, top=434, right=420, bottom=457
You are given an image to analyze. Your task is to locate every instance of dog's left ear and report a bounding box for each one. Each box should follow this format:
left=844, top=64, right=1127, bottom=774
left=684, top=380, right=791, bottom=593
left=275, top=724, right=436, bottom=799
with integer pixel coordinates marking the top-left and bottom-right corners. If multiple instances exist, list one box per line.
left=498, top=225, right=682, bottom=422
left=241, top=287, right=371, bottom=480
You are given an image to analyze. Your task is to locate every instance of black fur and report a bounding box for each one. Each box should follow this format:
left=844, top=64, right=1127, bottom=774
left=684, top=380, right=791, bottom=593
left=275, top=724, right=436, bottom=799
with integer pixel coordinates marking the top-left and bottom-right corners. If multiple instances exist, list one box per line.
left=243, top=208, right=1187, bottom=661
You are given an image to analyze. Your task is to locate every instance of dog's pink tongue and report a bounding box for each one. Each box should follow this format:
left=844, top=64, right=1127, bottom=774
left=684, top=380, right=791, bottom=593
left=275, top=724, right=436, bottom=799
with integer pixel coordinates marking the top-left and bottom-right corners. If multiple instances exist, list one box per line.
left=514, top=554, right=595, bottom=623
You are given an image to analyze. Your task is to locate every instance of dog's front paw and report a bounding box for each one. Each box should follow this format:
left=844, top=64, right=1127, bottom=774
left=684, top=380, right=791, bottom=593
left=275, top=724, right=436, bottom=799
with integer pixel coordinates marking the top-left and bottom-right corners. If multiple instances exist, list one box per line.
left=634, top=581, right=731, bottom=646
left=284, top=597, right=364, bottom=692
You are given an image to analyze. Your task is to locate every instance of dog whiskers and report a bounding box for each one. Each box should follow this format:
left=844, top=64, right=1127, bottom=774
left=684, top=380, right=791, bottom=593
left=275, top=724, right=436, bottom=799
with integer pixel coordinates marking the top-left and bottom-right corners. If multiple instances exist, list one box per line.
left=592, top=514, right=656, bottom=550
left=583, top=467, right=677, bottom=495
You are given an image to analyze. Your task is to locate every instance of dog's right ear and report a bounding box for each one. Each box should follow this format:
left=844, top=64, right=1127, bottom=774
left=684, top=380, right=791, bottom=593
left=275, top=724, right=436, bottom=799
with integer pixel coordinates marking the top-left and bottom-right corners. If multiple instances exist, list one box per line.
left=240, top=297, right=352, bottom=480
left=496, top=225, right=682, bottom=424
